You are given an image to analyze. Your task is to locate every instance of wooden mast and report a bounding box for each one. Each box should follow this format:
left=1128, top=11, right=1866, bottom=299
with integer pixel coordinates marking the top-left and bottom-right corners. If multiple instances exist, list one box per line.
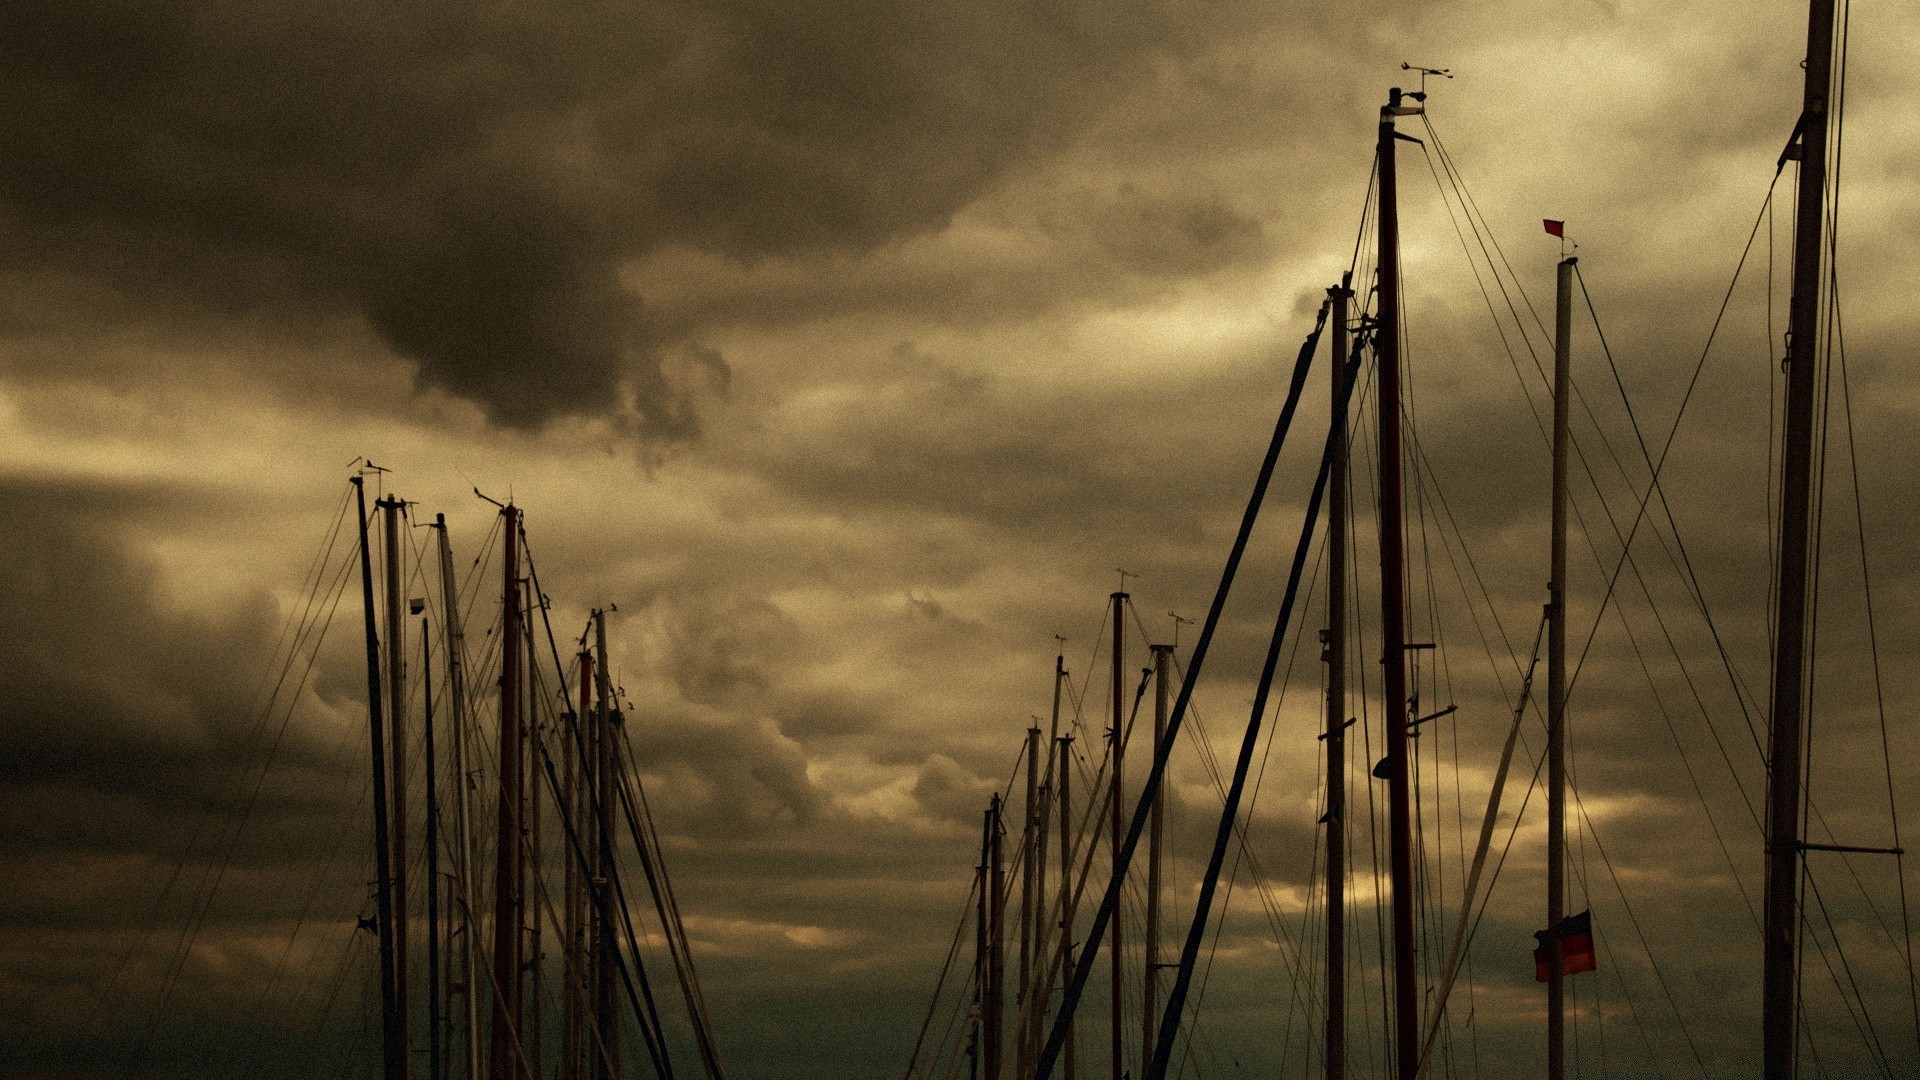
left=1547, top=254, right=1575, bottom=1080
left=1764, top=0, right=1837, bottom=1073
left=1376, top=85, right=1421, bottom=1080
left=1107, top=591, right=1126, bottom=1080
left=434, top=515, right=484, bottom=1080
left=1323, top=279, right=1351, bottom=1080
left=355, top=477, right=405, bottom=1080
left=489, top=505, right=523, bottom=1080
left=1143, top=643, right=1171, bottom=1080
left=382, top=496, right=412, bottom=1077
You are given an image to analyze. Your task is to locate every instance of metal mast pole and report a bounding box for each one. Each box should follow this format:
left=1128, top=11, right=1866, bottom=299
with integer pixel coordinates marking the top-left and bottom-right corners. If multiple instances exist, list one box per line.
left=567, top=650, right=590, bottom=1080
left=1144, top=643, right=1171, bottom=1080
left=489, top=506, right=523, bottom=1080
left=1324, top=279, right=1351, bottom=1080
left=1019, top=723, right=1041, bottom=1080
left=356, top=478, right=404, bottom=1080
left=988, top=794, right=1007, bottom=1080
left=1030, top=653, right=1063, bottom=1073
left=1056, top=733, right=1077, bottom=1080
left=1107, top=591, right=1126, bottom=1080
left=434, top=516, right=483, bottom=1080
left=525, top=590, right=544, bottom=1080
left=1376, top=86, right=1421, bottom=1080
left=975, top=806, right=991, bottom=1080
left=1548, top=255, right=1575, bottom=1080
left=1765, top=1, right=1836, bottom=1073
left=426, top=619, right=445, bottom=1080
left=382, top=497, right=412, bottom=1076
left=593, top=610, right=622, bottom=1080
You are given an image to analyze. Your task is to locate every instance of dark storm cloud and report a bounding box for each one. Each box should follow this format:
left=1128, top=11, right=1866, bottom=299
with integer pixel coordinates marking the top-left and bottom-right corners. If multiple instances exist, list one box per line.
left=0, top=0, right=1256, bottom=434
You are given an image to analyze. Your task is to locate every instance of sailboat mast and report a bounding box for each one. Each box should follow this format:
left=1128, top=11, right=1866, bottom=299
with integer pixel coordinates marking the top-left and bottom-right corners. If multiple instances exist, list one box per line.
left=1055, top=732, right=1077, bottom=1080
left=1106, top=591, right=1127, bottom=1080
left=434, top=516, right=484, bottom=1080
left=382, top=497, right=413, bottom=1076
left=425, top=618, right=445, bottom=1080
left=1547, top=254, right=1575, bottom=1080
left=1764, top=0, right=1837, bottom=1072
left=1143, top=643, right=1171, bottom=1080
left=1019, top=722, right=1040, bottom=1080
left=356, top=478, right=405, bottom=1080
left=975, top=805, right=991, bottom=1080
left=490, top=505, right=524, bottom=1080
left=592, top=609, right=622, bottom=1080
left=1375, top=85, right=1421, bottom=1080
left=988, top=794, right=1007, bottom=1080
left=1324, top=278, right=1351, bottom=1080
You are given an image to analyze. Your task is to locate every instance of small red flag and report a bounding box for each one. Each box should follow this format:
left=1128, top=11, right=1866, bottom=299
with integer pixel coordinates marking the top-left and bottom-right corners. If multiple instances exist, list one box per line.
left=1533, top=910, right=1597, bottom=981
left=1543, top=219, right=1565, bottom=238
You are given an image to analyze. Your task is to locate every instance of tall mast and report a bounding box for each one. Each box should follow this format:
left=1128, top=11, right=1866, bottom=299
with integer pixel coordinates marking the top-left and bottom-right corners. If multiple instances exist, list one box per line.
left=1764, top=0, right=1837, bottom=1072
left=490, top=505, right=524, bottom=1080
left=1547, top=255, right=1575, bottom=1080
left=1323, top=279, right=1351, bottom=1080
left=1107, top=591, right=1126, bottom=1080
left=355, top=478, right=405, bottom=1080
left=975, top=804, right=991, bottom=1080
left=1376, top=85, right=1421, bottom=1080
left=1055, top=732, right=1077, bottom=1080
left=1029, top=652, right=1064, bottom=1073
left=566, top=650, right=590, bottom=1080
left=425, top=617, right=445, bottom=1080
left=434, top=516, right=483, bottom=1080
left=524, top=585, right=544, bottom=1079
left=987, top=794, right=1007, bottom=1080
left=382, top=496, right=412, bottom=1076
left=1143, top=643, right=1171, bottom=1080
left=1019, top=722, right=1040, bottom=1080
left=592, top=610, right=622, bottom=1080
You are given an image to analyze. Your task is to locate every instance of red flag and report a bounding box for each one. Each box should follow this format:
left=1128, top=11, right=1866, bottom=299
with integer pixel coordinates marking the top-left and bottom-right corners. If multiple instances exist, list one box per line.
left=1543, top=219, right=1565, bottom=238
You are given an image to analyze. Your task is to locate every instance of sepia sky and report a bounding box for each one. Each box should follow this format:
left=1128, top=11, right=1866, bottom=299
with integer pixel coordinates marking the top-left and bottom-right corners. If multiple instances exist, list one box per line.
left=3, top=1, right=1919, bottom=1077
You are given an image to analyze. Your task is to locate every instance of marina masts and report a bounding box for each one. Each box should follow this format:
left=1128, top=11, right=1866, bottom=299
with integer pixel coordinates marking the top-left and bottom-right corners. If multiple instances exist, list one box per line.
left=1764, top=0, right=1837, bottom=1073
left=1323, top=279, right=1351, bottom=1080
left=434, top=515, right=484, bottom=1080
left=489, top=505, right=524, bottom=1080
left=1143, top=643, right=1171, bottom=1080
left=1107, top=591, right=1126, bottom=1080
left=355, top=477, right=406, bottom=1080
left=1376, top=85, right=1421, bottom=1080
left=1547, top=255, right=1574, bottom=1080
left=382, top=496, right=413, bottom=1079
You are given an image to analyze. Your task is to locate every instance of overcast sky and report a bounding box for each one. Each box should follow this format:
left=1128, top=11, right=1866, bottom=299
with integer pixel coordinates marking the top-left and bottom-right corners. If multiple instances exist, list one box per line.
left=3, top=1, right=1919, bottom=1078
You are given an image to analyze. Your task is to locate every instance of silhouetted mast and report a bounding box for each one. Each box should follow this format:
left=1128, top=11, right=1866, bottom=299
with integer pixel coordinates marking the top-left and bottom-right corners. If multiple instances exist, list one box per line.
left=1764, top=1, right=1837, bottom=1073
left=355, top=477, right=405, bottom=1080
left=489, top=505, right=524, bottom=1080
left=1143, top=643, right=1171, bottom=1080
left=434, top=515, right=484, bottom=1080
left=1547, top=254, right=1574, bottom=1080
left=382, top=495, right=413, bottom=1079
left=1375, top=85, right=1423, bottom=1080
left=1323, top=278, right=1351, bottom=1080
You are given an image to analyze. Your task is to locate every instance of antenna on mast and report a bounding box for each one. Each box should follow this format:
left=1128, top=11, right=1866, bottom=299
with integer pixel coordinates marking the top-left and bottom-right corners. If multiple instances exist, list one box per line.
left=1400, top=62, right=1452, bottom=97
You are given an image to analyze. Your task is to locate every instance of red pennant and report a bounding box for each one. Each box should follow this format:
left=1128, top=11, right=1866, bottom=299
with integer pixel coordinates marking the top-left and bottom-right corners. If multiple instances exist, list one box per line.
left=1543, top=219, right=1565, bottom=238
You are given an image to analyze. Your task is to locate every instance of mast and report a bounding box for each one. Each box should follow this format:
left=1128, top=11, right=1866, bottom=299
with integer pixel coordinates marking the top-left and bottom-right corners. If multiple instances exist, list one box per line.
left=490, top=505, right=524, bottom=1080
left=593, top=610, right=622, bottom=1080
left=434, top=516, right=483, bottom=1080
left=426, top=617, right=445, bottom=1080
left=1765, top=0, right=1837, bottom=1073
left=1324, top=279, right=1351, bottom=1080
left=1107, top=591, right=1126, bottom=1080
left=975, top=805, right=991, bottom=1080
left=987, top=794, right=1007, bottom=1080
left=1376, top=85, right=1421, bottom=1080
left=1019, top=723, right=1041, bottom=1080
left=356, top=478, right=405, bottom=1080
left=525, top=586, right=544, bottom=1080
left=382, top=496, right=412, bottom=1077
left=1143, top=643, right=1171, bottom=1080
left=1029, top=653, right=1063, bottom=1073
left=1547, top=255, right=1574, bottom=1080
left=567, top=651, right=590, bottom=1080
left=1056, top=733, right=1077, bottom=1080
